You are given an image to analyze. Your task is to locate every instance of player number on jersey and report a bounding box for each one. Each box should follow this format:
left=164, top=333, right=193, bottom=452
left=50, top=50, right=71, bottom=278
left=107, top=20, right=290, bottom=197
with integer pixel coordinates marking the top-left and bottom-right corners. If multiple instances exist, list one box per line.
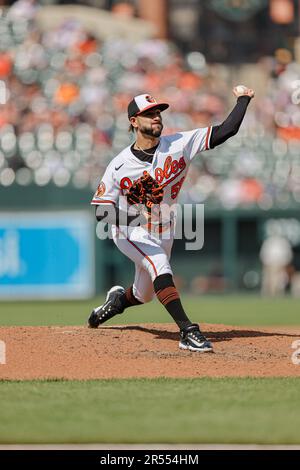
left=171, top=177, right=185, bottom=199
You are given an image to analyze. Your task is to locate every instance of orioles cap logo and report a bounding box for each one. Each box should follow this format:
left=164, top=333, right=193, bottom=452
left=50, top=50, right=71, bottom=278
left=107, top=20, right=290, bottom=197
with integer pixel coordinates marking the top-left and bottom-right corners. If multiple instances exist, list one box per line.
left=145, top=95, right=156, bottom=104
left=96, top=181, right=106, bottom=197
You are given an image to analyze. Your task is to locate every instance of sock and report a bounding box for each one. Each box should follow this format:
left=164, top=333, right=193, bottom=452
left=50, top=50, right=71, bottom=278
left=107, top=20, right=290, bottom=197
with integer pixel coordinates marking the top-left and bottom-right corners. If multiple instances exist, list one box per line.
left=119, top=286, right=143, bottom=310
left=153, top=274, right=192, bottom=331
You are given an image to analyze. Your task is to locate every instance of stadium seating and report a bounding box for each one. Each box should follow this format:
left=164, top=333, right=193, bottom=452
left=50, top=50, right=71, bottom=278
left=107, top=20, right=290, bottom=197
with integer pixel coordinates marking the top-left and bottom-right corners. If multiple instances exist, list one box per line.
left=1, top=4, right=300, bottom=210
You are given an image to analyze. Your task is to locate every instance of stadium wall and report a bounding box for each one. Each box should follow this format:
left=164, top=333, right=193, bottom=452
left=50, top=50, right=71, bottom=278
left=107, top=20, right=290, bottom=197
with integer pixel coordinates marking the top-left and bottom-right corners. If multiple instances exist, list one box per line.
left=1, top=185, right=300, bottom=297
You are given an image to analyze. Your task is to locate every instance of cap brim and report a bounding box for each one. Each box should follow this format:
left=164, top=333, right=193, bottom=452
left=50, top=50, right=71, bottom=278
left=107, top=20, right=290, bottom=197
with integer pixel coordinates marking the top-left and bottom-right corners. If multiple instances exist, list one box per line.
left=136, top=102, right=169, bottom=116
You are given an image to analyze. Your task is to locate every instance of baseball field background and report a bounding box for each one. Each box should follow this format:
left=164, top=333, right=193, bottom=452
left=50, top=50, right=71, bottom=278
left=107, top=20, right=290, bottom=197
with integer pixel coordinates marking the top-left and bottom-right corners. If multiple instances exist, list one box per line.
left=1, top=0, right=300, bottom=448
left=1, top=295, right=300, bottom=445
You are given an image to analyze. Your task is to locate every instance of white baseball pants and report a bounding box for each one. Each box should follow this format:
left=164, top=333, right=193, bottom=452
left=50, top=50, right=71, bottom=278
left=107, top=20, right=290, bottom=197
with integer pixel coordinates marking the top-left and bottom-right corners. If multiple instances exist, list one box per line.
left=112, top=225, right=174, bottom=303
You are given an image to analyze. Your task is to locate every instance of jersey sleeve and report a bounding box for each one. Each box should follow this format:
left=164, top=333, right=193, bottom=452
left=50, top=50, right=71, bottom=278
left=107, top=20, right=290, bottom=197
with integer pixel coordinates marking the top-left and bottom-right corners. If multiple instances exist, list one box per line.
left=182, top=127, right=212, bottom=161
left=91, top=163, right=119, bottom=206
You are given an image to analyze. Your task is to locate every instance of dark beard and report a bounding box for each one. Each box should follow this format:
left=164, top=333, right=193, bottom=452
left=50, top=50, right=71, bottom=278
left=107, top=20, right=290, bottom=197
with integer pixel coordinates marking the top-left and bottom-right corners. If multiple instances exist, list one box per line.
left=140, top=123, right=163, bottom=138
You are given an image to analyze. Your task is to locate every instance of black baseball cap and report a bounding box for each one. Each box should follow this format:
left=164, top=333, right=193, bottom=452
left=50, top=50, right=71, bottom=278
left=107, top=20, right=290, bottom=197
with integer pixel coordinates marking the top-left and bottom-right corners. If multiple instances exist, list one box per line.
left=128, top=94, right=169, bottom=119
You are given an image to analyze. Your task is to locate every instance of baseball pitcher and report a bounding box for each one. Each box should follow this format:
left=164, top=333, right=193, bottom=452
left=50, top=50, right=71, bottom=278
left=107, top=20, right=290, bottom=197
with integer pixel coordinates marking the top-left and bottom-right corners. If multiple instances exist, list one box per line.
left=89, top=87, right=254, bottom=352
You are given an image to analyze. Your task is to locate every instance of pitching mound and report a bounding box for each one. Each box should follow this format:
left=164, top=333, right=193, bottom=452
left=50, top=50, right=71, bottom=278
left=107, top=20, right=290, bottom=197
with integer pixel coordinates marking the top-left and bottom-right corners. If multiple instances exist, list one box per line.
left=0, top=324, right=300, bottom=380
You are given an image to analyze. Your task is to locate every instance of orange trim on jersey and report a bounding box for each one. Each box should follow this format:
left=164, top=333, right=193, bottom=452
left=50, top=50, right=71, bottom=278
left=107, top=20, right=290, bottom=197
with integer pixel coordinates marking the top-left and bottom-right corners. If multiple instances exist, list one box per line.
left=91, top=199, right=116, bottom=205
left=118, top=230, right=158, bottom=277
left=160, top=166, right=186, bottom=189
left=205, top=126, right=212, bottom=150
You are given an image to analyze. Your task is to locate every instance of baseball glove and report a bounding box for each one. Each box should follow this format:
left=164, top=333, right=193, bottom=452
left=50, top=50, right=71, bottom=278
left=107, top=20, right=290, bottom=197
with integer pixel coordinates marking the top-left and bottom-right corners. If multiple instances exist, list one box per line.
left=126, top=173, right=164, bottom=212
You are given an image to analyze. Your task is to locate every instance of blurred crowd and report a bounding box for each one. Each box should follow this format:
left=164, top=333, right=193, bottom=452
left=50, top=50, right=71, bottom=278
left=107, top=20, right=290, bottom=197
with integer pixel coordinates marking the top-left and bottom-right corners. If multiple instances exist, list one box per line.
left=1, top=1, right=300, bottom=209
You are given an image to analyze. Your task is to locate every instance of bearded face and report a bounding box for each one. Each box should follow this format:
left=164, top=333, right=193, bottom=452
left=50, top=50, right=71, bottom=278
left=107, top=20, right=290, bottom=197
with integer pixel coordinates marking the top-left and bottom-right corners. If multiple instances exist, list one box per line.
left=139, top=120, right=163, bottom=137
left=131, top=108, right=164, bottom=137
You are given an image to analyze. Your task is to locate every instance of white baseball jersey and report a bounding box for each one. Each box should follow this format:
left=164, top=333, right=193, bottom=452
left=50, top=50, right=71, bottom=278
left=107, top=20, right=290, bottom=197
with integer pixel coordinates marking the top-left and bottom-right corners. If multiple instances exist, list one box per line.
left=91, top=127, right=212, bottom=209
left=91, top=127, right=212, bottom=301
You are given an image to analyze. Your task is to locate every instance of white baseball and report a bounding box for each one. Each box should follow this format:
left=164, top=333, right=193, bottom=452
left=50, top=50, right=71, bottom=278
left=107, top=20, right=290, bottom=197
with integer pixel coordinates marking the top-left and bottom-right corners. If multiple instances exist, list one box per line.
left=235, top=85, right=248, bottom=94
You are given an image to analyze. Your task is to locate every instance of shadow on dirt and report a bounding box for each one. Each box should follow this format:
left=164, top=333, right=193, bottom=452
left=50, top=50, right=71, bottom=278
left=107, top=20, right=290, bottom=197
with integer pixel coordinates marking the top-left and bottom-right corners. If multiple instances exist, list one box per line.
left=102, top=325, right=299, bottom=343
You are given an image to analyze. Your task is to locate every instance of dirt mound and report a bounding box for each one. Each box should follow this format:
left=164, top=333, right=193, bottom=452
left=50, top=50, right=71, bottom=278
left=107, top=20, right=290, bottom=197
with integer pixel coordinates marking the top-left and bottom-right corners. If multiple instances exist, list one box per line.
left=0, top=324, right=300, bottom=379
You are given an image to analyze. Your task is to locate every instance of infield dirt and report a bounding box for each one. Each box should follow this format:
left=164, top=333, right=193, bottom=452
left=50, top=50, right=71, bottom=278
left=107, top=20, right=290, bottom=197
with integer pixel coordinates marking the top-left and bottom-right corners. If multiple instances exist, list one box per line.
left=1, top=324, right=300, bottom=379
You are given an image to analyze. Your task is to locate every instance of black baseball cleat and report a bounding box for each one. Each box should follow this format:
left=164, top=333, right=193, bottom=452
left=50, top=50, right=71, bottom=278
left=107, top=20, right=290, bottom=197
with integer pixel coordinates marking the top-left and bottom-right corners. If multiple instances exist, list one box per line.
left=88, top=286, right=125, bottom=328
left=179, top=324, right=213, bottom=352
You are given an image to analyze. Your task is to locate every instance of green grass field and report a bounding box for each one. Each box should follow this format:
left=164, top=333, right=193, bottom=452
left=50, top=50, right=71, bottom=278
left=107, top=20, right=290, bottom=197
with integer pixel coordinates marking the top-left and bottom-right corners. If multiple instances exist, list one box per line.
left=0, top=378, right=300, bottom=444
left=1, top=295, right=300, bottom=445
left=0, top=295, right=299, bottom=326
